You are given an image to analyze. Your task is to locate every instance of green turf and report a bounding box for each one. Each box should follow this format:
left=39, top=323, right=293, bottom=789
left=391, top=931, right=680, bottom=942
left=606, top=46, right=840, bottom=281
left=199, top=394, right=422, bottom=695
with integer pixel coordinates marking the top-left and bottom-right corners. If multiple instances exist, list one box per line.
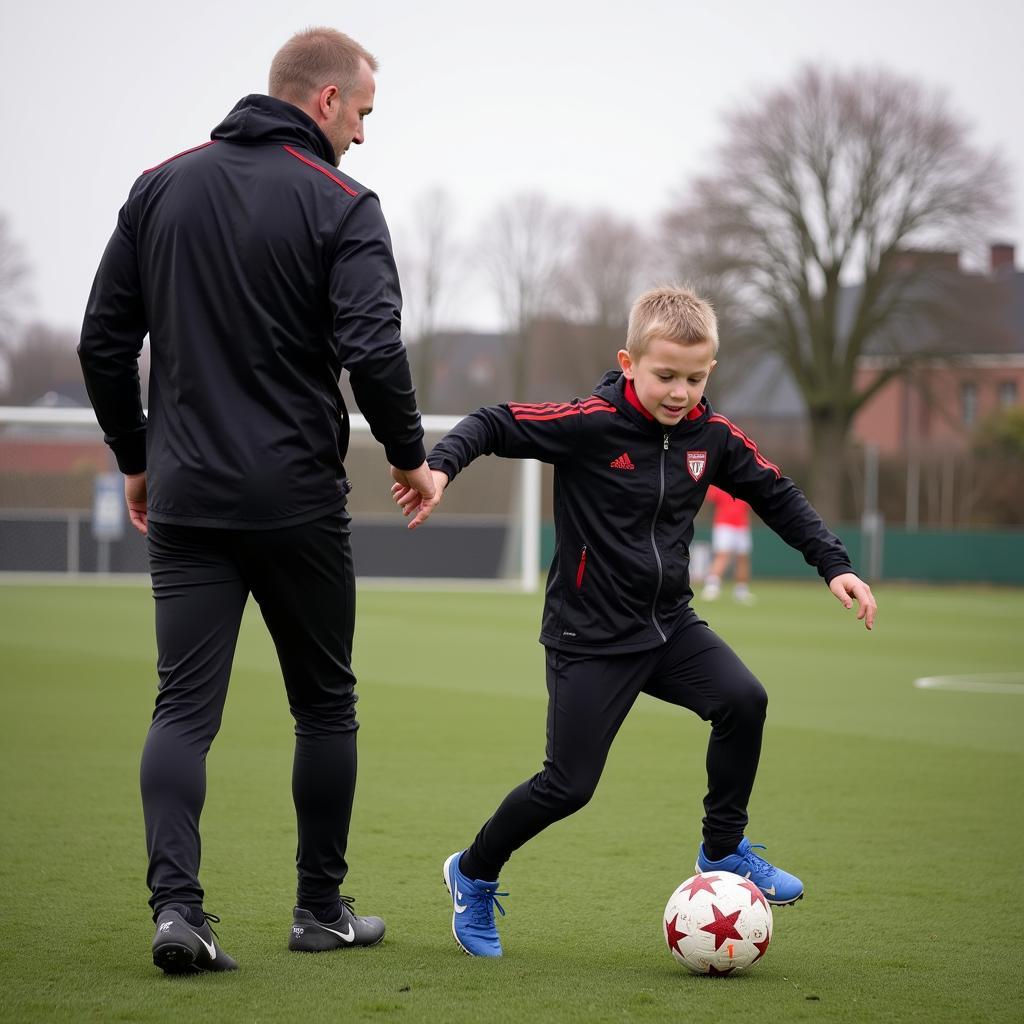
left=1, top=581, right=1022, bottom=1023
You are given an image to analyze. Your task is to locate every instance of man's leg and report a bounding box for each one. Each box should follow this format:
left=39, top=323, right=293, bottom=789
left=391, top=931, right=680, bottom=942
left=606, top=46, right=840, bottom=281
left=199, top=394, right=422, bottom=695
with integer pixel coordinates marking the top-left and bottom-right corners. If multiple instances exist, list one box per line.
left=142, top=522, right=247, bottom=918
left=242, top=514, right=359, bottom=916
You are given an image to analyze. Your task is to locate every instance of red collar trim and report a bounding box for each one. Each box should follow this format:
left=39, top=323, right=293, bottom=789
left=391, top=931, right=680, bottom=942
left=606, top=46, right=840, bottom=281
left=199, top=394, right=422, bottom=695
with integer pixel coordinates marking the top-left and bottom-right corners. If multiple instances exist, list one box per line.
left=624, top=379, right=704, bottom=421
left=624, top=379, right=654, bottom=420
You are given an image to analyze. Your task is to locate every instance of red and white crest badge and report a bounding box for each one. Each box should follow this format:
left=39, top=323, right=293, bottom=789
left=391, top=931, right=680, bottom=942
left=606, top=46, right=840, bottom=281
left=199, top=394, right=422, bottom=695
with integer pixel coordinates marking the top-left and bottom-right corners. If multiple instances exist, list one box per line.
left=686, top=451, right=707, bottom=482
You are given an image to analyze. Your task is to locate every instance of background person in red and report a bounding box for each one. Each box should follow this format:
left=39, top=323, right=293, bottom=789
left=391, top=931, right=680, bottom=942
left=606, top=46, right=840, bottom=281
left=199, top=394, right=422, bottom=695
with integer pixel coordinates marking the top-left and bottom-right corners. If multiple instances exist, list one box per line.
left=702, top=484, right=756, bottom=604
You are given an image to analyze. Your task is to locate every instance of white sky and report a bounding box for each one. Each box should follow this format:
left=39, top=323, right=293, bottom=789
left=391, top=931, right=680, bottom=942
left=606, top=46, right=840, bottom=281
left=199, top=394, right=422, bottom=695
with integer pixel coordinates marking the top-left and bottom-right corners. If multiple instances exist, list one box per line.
left=1, top=0, right=1022, bottom=334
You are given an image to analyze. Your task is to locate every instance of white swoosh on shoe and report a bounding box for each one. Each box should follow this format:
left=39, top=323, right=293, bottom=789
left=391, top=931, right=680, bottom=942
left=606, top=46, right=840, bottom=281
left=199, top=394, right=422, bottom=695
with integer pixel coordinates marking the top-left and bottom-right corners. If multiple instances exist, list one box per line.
left=189, top=929, right=217, bottom=960
left=321, top=922, right=356, bottom=943
left=453, top=889, right=468, bottom=914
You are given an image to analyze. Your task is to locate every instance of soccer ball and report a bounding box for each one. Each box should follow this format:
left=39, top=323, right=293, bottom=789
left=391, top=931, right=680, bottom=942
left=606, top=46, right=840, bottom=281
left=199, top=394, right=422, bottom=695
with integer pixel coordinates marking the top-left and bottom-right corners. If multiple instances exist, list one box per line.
left=663, top=870, right=773, bottom=975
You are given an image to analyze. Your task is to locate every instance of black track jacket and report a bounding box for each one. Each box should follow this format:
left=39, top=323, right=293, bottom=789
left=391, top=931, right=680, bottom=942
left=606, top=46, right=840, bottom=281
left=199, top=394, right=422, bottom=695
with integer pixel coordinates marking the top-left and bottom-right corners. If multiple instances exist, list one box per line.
left=79, top=94, right=425, bottom=529
left=429, top=372, right=853, bottom=654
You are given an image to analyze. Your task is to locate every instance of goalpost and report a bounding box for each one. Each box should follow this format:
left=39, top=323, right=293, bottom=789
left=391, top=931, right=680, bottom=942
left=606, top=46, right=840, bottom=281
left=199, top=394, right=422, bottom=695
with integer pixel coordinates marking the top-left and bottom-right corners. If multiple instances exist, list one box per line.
left=0, top=406, right=542, bottom=591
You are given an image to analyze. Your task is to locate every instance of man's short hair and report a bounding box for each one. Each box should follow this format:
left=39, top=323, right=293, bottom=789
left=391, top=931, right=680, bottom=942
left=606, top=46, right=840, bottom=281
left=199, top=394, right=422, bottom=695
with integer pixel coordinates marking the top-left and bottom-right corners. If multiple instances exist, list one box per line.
left=269, top=27, right=378, bottom=103
left=626, top=286, right=719, bottom=357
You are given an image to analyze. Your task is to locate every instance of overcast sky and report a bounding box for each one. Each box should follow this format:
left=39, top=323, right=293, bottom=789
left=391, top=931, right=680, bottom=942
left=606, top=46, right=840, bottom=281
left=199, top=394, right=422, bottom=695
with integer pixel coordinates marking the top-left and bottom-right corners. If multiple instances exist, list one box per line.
left=1, top=0, right=1021, bottom=335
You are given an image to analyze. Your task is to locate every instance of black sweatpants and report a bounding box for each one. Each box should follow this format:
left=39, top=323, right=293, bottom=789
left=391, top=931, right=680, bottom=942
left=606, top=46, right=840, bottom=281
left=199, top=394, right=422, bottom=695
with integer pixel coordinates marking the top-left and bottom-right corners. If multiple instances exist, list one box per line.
left=141, top=513, right=358, bottom=916
left=461, top=611, right=768, bottom=881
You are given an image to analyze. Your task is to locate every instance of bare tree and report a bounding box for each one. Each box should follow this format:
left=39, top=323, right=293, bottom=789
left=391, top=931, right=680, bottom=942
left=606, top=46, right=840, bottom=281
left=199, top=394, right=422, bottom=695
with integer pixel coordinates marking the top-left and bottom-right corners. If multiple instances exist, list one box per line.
left=480, top=193, right=572, bottom=399
left=662, top=66, right=1007, bottom=519
left=558, top=209, right=650, bottom=330
left=0, top=215, right=29, bottom=345
left=398, top=186, right=459, bottom=413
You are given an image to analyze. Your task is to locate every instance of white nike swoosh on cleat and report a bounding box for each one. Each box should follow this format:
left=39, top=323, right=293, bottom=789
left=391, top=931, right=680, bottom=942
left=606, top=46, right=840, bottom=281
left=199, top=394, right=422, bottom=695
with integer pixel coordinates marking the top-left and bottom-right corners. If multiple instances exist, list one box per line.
left=188, top=930, right=217, bottom=960
left=321, top=922, right=355, bottom=943
left=453, top=888, right=468, bottom=914
left=764, top=886, right=776, bottom=896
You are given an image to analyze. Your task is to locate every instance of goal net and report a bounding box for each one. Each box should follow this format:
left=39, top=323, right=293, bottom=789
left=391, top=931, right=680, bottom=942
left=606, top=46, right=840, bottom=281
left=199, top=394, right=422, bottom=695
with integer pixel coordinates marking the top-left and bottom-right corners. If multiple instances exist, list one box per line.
left=0, top=407, right=541, bottom=590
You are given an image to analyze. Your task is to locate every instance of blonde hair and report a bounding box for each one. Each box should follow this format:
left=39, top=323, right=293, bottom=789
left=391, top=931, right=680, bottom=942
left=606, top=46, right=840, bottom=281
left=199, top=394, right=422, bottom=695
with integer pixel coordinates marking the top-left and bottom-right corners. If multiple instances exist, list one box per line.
left=626, top=286, right=718, bottom=357
left=269, top=27, right=378, bottom=103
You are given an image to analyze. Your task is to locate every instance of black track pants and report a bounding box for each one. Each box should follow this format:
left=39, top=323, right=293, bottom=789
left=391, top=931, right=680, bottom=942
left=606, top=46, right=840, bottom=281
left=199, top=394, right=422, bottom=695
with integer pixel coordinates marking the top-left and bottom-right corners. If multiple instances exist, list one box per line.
left=461, top=612, right=768, bottom=881
left=141, top=514, right=358, bottom=915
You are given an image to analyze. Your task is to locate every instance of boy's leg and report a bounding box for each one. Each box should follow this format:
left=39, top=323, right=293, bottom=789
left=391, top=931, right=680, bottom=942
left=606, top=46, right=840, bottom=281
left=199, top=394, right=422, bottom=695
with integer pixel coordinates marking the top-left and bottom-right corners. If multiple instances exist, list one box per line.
left=643, top=616, right=767, bottom=857
left=241, top=514, right=367, bottom=932
left=644, top=617, right=802, bottom=903
left=459, top=648, right=647, bottom=882
left=142, top=522, right=247, bottom=920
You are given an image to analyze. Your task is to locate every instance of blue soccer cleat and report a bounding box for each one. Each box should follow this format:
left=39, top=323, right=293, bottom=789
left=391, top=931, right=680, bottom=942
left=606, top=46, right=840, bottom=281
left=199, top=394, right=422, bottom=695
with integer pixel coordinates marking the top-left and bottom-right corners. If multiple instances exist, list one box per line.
left=442, top=851, right=508, bottom=957
left=695, top=838, right=804, bottom=905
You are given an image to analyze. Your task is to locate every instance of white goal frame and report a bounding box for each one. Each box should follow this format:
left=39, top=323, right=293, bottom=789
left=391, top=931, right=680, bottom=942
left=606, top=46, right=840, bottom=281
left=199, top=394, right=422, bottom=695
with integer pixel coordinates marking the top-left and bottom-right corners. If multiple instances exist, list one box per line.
left=0, top=406, right=542, bottom=591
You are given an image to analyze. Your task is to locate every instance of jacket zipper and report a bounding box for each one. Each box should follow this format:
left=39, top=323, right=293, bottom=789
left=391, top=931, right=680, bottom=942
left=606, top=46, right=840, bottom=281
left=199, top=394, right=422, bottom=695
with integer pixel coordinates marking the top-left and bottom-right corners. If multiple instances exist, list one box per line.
left=649, top=432, right=669, bottom=642
left=575, top=545, right=587, bottom=589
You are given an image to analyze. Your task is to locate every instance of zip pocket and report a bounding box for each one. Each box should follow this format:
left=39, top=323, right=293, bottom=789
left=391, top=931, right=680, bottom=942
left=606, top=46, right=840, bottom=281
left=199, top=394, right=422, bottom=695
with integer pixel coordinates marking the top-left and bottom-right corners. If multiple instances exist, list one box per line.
left=575, top=545, right=588, bottom=589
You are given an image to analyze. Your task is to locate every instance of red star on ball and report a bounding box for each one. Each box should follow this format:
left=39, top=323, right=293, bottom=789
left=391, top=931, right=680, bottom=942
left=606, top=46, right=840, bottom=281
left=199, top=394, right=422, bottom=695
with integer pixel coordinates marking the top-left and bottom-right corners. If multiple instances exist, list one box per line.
left=679, top=874, right=721, bottom=900
left=665, top=913, right=688, bottom=955
left=751, top=936, right=770, bottom=963
left=738, top=877, right=769, bottom=911
left=707, top=963, right=735, bottom=976
left=699, top=903, right=743, bottom=951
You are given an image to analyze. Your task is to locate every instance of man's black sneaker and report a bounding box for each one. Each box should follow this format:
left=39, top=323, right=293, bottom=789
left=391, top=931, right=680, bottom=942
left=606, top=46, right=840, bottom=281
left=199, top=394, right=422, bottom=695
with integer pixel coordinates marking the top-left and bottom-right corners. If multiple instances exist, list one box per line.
left=288, top=896, right=385, bottom=952
left=152, top=905, right=238, bottom=974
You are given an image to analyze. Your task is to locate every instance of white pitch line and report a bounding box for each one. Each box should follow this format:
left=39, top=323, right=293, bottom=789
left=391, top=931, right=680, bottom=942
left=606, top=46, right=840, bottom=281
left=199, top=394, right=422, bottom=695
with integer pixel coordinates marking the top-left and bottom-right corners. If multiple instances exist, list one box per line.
left=913, top=675, right=1024, bottom=695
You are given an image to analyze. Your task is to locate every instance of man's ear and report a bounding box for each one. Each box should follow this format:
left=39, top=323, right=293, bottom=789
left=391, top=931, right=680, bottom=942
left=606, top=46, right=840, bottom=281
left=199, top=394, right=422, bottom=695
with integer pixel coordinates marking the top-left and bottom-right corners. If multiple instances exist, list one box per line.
left=318, top=84, right=339, bottom=118
left=616, top=348, right=634, bottom=378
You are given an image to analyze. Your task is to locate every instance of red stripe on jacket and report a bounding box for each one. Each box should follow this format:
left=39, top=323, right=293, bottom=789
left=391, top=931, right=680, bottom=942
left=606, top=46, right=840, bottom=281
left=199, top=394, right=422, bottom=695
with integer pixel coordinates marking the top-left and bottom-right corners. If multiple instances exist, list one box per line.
left=510, top=398, right=616, bottom=422
left=708, top=414, right=781, bottom=477
left=144, top=140, right=217, bottom=174
left=282, top=146, right=359, bottom=196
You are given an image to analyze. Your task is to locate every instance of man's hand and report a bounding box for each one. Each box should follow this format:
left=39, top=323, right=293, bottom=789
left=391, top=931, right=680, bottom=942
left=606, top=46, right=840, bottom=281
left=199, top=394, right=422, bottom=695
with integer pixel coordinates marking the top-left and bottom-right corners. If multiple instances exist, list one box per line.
left=124, top=472, right=148, bottom=536
left=828, top=572, right=877, bottom=630
left=390, top=465, right=448, bottom=530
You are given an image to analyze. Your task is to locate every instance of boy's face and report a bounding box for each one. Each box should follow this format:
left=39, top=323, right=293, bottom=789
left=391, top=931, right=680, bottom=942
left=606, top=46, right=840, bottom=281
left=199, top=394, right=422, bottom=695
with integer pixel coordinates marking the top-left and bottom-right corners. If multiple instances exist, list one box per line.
left=617, top=336, right=717, bottom=427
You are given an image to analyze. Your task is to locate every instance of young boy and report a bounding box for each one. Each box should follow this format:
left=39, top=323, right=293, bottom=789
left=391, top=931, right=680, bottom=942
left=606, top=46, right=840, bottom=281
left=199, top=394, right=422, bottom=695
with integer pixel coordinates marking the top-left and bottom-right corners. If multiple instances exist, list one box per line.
left=393, top=287, right=876, bottom=958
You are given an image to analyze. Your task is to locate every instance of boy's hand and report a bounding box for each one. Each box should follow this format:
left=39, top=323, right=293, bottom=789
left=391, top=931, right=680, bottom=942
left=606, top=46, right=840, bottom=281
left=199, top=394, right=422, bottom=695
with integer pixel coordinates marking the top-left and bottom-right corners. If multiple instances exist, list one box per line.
left=828, top=572, right=877, bottom=630
left=390, top=467, right=448, bottom=530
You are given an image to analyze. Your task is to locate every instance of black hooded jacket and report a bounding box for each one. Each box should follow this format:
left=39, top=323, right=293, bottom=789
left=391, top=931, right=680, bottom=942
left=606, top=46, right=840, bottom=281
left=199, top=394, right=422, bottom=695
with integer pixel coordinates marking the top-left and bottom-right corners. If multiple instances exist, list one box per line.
left=79, top=94, right=424, bottom=529
left=429, top=372, right=853, bottom=653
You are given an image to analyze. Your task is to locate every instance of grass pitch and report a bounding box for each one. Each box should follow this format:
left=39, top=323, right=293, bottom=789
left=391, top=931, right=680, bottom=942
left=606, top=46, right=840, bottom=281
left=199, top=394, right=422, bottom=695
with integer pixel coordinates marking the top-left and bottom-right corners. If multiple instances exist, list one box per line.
left=1, top=580, right=1022, bottom=1023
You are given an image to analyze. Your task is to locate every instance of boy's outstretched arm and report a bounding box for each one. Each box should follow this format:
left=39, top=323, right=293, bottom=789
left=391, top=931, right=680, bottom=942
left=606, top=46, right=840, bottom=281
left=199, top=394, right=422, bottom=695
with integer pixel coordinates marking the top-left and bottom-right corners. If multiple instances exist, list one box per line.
left=391, top=467, right=448, bottom=529
left=393, top=401, right=584, bottom=530
left=827, top=572, right=877, bottom=630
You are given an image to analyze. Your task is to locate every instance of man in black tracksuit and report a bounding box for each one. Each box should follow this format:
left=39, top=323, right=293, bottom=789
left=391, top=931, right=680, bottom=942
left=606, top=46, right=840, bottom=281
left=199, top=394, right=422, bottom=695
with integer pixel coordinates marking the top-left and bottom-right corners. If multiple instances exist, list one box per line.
left=394, top=286, right=877, bottom=957
left=78, top=28, right=435, bottom=972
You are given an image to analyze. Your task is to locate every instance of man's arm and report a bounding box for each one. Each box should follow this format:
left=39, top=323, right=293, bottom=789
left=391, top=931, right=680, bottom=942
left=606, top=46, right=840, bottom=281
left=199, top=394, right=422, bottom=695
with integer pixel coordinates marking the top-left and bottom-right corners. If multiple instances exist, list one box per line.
left=78, top=201, right=148, bottom=475
left=78, top=198, right=150, bottom=529
left=328, top=192, right=425, bottom=473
